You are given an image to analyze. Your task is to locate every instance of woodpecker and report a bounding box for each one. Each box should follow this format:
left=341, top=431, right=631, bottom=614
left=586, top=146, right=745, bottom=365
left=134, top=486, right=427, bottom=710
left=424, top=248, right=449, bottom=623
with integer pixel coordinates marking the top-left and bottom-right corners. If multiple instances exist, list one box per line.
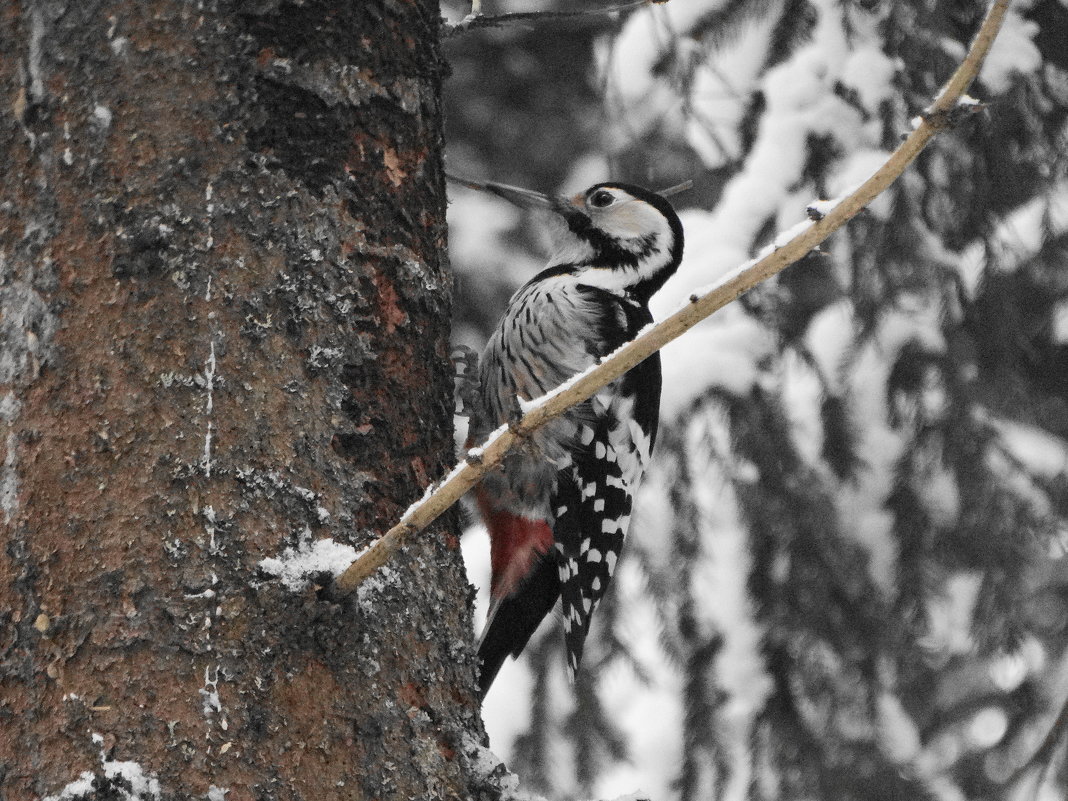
left=461, top=177, right=685, bottom=697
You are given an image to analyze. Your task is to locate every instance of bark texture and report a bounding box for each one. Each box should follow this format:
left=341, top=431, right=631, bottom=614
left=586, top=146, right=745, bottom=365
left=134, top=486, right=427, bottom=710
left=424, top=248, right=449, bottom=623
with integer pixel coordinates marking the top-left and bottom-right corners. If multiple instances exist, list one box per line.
left=0, top=1, right=482, bottom=799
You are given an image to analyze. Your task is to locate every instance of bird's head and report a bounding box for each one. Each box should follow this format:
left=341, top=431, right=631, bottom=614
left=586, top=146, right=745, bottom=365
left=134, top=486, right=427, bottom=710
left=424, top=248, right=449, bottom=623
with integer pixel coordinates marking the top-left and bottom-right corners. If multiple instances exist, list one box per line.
left=480, top=180, right=686, bottom=303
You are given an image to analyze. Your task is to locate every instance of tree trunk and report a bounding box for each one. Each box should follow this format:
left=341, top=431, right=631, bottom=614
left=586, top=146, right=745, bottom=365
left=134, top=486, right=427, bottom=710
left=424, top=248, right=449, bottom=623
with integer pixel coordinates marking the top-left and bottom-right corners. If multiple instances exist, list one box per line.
left=0, top=2, right=483, bottom=799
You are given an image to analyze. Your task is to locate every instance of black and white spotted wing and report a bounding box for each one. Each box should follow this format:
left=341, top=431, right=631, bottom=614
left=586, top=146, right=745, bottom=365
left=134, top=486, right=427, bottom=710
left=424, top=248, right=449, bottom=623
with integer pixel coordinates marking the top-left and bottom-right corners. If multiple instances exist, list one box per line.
left=552, top=410, right=634, bottom=681
left=549, top=287, right=660, bottom=681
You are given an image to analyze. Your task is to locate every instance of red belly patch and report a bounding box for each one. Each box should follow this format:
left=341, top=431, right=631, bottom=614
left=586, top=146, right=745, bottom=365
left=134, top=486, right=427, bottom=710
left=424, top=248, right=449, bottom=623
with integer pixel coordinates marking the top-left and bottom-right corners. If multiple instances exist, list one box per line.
left=474, top=485, right=555, bottom=600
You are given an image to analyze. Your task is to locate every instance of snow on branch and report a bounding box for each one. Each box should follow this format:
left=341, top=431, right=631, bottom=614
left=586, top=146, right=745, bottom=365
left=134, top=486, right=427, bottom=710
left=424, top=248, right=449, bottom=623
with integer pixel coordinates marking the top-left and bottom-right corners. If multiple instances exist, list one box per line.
left=330, top=0, right=1013, bottom=597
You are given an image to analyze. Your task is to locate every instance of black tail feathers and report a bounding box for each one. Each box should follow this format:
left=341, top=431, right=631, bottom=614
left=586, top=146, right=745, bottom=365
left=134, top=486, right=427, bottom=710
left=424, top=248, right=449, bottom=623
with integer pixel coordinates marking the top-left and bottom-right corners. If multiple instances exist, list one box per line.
left=477, top=556, right=560, bottom=699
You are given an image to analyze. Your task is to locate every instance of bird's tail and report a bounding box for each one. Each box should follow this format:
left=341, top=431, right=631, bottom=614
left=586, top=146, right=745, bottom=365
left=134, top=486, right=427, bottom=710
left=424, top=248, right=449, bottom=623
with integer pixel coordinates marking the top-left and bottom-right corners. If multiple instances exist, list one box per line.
left=476, top=557, right=560, bottom=699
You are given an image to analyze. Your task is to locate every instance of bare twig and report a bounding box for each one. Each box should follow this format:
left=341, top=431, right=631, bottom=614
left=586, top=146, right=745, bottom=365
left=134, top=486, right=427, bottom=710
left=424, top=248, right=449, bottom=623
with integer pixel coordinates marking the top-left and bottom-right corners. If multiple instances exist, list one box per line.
left=332, top=0, right=1012, bottom=596
left=1006, top=691, right=1068, bottom=787
left=444, top=172, right=693, bottom=199
left=444, top=0, right=654, bottom=35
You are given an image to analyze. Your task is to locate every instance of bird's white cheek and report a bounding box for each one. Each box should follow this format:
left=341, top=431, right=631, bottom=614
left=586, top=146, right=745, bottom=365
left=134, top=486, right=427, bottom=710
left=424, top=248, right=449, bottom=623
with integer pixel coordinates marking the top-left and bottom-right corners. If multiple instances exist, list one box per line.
left=598, top=211, right=643, bottom=240
left=598, top=204, right=665, bottom=241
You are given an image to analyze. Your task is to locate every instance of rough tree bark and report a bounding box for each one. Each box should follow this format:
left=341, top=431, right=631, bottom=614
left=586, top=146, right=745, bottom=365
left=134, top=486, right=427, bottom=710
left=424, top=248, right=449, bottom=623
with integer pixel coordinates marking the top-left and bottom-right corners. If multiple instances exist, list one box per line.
left=0, top=2, right=483, bottom=799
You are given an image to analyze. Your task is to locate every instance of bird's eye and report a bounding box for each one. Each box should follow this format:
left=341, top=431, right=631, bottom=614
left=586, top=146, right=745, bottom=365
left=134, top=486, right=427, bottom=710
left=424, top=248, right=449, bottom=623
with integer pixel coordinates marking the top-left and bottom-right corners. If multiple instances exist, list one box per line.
left=589, top=190, right=615, bottom=208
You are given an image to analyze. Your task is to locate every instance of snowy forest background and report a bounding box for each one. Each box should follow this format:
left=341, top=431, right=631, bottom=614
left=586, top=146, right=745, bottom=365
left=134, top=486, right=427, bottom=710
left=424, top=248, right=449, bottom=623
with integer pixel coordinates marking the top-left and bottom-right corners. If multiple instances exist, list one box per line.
left=441, top=1, right=1068, bottom=799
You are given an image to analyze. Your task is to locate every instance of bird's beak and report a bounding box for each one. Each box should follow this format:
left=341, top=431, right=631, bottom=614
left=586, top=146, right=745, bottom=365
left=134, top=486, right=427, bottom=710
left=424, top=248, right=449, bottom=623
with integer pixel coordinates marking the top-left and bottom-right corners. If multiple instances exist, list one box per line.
left=446, top=173, right=588, bottom=227
left=479, top=182, right=588, bottom=229
left=481, top=181, right=557, bottom=211
left=446, top=173, right=571, bottom=213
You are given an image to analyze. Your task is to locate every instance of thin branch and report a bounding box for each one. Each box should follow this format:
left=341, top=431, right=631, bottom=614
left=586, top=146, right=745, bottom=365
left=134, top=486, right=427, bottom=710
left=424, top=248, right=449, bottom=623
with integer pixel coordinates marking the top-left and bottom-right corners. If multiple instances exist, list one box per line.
left=444, top=0, right=656, bottom=35
left=445, top=172, right=693, bottom=199
left=332, top=0, right=1012, bottom=596
left=1006, top=691, right=1068, bottom=787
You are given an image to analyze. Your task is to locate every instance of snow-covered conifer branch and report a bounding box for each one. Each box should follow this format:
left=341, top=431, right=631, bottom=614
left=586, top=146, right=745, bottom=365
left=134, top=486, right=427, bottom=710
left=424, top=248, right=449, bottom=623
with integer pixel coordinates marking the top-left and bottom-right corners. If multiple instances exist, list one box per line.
left=331, top=0, right=1012, bottom=597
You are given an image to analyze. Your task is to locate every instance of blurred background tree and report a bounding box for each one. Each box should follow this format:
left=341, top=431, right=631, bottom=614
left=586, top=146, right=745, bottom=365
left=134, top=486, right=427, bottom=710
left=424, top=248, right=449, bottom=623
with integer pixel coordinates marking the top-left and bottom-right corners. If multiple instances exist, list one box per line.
left=443, top=1, right=1068, bottom=799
